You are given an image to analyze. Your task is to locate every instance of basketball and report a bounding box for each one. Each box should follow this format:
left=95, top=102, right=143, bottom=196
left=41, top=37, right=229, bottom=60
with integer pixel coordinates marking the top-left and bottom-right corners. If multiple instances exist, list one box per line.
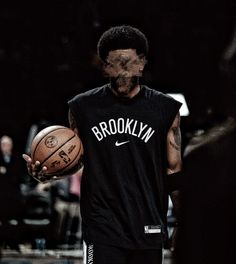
left=30, top=125, right=83, bottom=181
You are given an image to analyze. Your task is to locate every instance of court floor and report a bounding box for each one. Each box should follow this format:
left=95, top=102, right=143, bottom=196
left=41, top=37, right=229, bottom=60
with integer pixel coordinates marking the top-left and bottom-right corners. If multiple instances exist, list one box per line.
left=0, top=249, right=175, bottom=264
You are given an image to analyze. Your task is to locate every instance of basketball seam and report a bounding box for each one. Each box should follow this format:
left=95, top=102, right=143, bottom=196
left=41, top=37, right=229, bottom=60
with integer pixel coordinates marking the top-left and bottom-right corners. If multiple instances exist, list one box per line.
left=44, top=139, right=82, bottom=176
left=32, top=127, right=67, bottom=161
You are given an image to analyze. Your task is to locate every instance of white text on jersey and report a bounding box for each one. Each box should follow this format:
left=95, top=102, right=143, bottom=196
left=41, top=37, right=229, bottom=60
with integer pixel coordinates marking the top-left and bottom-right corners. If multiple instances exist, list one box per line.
left=91, top=118, right=155, bottom=143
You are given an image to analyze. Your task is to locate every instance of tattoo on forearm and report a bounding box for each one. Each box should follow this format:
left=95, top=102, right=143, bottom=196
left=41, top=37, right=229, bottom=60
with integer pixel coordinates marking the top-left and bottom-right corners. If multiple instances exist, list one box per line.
left=170, top=126, right=181, bottom=151
left=173, top=127, right=181, bottom=146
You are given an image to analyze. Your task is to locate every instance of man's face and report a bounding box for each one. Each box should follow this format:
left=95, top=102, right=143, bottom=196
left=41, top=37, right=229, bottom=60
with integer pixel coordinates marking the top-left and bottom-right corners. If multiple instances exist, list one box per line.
left=103, top=49, right=146, bottom=96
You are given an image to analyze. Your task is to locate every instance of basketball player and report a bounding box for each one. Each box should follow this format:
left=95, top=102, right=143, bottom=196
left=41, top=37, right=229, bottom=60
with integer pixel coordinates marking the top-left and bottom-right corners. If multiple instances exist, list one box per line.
left=23, top=25, right=182, bottom=264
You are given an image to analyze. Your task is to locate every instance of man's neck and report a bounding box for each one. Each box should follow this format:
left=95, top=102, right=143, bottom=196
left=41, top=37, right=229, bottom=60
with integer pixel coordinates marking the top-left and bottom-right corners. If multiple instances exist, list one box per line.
left=110, top=84, right=141, bottom=99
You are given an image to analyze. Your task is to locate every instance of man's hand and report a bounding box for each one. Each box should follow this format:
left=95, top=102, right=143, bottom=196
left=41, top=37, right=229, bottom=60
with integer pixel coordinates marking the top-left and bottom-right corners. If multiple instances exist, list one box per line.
left=22, top=153, right=48, bottom=179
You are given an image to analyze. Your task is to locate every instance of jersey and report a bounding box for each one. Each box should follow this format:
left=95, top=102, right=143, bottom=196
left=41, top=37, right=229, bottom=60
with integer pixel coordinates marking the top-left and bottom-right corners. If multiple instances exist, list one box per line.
left=68, top=84, right=182, bottom=249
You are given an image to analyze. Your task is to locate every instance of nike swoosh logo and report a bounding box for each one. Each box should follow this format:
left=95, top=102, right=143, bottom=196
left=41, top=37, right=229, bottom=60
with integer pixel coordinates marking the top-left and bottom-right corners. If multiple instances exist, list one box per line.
left=115, top=140, right=130, bottom=146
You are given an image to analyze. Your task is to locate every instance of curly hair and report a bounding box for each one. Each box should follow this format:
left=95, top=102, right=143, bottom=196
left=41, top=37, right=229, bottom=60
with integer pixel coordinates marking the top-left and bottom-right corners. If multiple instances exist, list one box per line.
left=97, top=25, right=149, bottom=62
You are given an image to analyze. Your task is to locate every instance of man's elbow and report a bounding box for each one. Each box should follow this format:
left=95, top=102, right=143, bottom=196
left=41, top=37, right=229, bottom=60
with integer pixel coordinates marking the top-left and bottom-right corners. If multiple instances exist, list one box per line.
left=167, top=161, right=182, bottom=175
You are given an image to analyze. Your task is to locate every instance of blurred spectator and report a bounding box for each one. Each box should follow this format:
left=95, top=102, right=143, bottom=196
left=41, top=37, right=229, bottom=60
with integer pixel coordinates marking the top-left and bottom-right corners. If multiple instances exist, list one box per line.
left=0, top=135, right=26, bottom=250
left=178, top=24, right=236, bottom=264
left=0, top=135, right=25, bottom=220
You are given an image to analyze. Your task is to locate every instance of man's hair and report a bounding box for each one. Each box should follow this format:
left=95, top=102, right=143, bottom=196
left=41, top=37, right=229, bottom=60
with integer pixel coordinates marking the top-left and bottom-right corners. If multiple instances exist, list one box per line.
left=97, top=25, right=149, bottom=61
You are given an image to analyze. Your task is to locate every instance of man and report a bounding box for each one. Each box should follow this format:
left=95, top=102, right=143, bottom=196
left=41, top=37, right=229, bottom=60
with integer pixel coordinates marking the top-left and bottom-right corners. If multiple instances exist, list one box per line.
left=0, top=135, right=25, bottom=248
left=23, top=25, right=182, bottom=264
left=0, top=135, right=24, bottom=217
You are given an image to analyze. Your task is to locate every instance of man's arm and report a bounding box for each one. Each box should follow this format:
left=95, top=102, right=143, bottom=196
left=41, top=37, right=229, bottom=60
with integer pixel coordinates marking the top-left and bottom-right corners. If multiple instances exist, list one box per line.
left=167, top=111, right=182, bottom=175
left=166, top=111, right=182, bottom=250
left=166, top=111, right=182, bottom=210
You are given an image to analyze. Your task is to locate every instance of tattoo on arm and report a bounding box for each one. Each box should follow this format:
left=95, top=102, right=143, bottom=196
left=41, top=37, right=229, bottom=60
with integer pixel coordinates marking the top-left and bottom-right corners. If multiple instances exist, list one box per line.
left=170, top=127, right=181, bottom=151
left=169, top=113, right=181, bottom=151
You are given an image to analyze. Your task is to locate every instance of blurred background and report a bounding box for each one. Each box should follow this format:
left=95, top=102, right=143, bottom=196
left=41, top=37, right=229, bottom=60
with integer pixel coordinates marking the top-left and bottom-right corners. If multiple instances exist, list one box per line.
left=0, top=0, right=236, bottom=263
left=0, top=0, right=235, bottom=151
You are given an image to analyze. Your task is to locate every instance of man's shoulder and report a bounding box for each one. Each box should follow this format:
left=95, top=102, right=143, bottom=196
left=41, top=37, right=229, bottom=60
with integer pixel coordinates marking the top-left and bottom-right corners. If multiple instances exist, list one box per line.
left=69, top=84, right=108, bottom=103
left=142, top=85, right=171, bottom=99
left=142, top=85, right=182, bottom=109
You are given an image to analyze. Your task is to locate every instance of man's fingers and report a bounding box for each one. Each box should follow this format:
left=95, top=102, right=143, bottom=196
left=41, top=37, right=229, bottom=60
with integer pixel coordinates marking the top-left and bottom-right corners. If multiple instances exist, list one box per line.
left=22, top=153, right=44, bottom=175
left=35, top=160, right=41, bottom=167
left=37, top=166, right=48, bottom=177
left=22, top=154, right=32, bottom=163
left=22, top=153, right=49, bottom=179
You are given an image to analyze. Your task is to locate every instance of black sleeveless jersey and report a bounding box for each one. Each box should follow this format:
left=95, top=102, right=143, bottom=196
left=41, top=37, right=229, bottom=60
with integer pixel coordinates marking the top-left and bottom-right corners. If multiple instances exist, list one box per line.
left=68, top=84, right=182, bottom=249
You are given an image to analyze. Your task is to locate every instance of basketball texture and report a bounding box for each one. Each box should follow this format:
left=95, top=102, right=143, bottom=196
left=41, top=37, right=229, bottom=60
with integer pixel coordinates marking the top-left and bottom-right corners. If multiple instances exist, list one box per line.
left=30, top=125, right=83, bottom=178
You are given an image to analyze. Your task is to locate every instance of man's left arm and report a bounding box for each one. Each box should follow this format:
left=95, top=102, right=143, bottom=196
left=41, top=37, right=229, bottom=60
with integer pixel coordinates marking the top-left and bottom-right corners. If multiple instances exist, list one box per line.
left=166, top=111, right=182, bottom=251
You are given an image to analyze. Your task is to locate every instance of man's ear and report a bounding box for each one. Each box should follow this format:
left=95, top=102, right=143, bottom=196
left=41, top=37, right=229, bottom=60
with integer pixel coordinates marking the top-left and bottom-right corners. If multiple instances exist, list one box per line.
left=138, top=55, right=147, bottom=73
left=139, top=55, right=147, bottom=68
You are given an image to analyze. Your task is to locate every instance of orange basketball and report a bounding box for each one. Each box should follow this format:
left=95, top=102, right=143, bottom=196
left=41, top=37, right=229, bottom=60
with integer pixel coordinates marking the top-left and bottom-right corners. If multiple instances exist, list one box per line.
left=30, top=125, right=83, bottom=180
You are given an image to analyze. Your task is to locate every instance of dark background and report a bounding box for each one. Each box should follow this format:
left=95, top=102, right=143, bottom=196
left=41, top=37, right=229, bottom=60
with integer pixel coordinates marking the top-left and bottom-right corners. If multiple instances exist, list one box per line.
left=0, top=0, right=236, bottom=152
left=1, top=1, right=236, bottom=260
